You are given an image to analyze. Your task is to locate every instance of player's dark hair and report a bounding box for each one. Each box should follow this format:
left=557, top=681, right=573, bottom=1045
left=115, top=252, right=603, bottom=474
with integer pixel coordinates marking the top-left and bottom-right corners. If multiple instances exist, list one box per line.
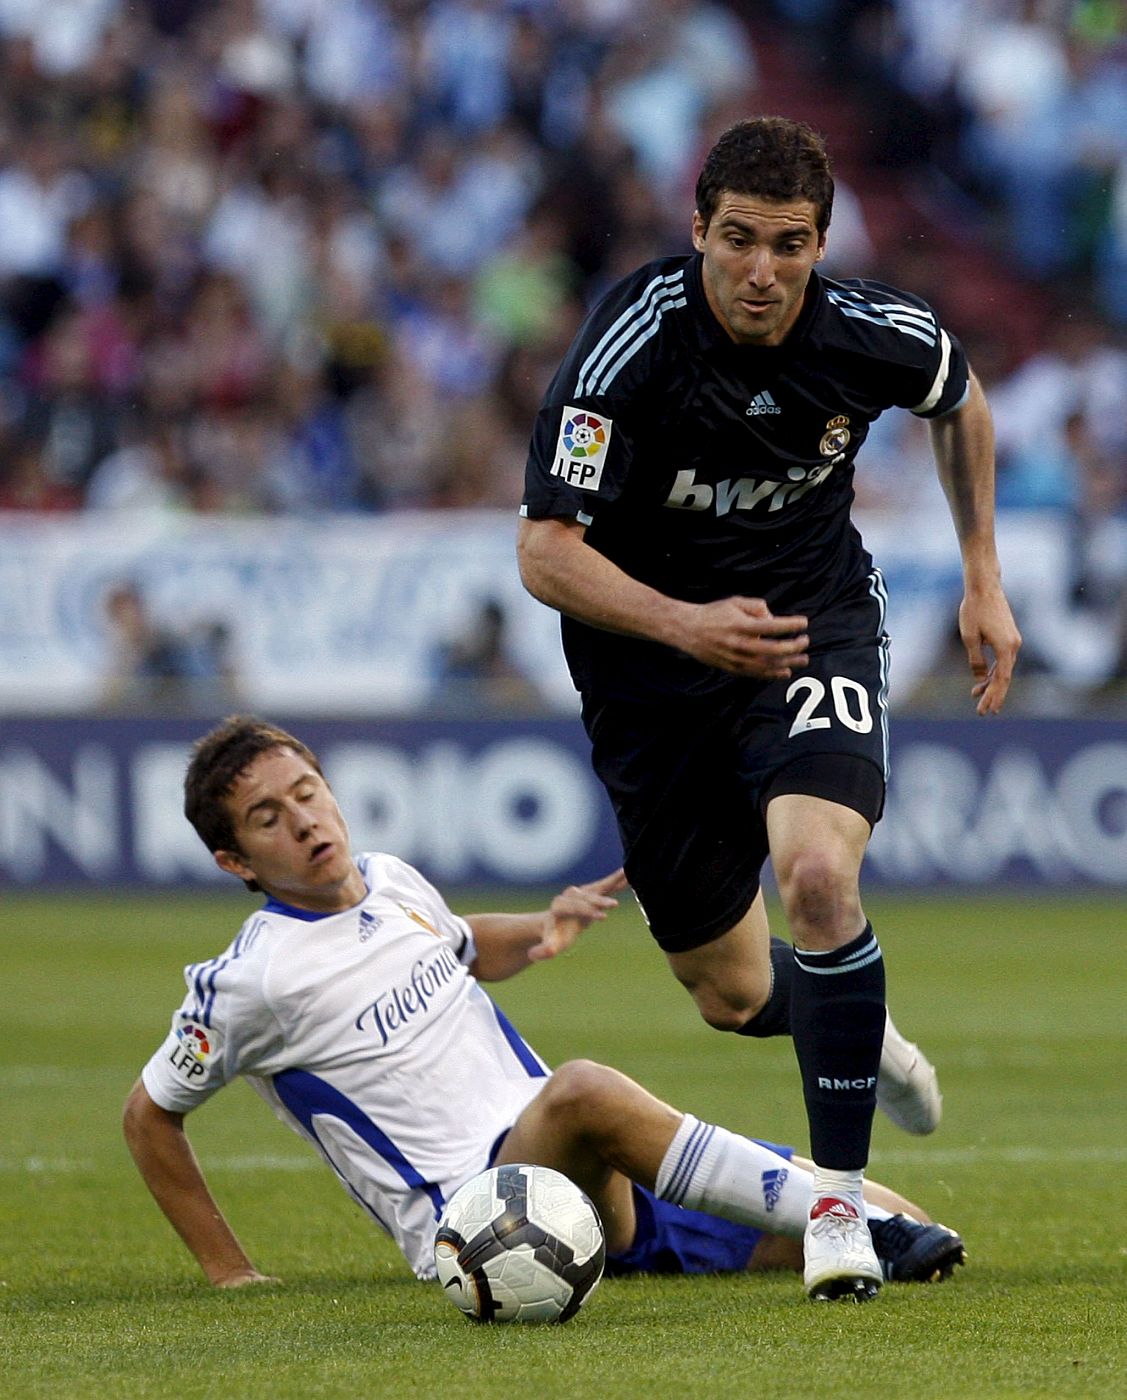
left=695, top=116, right=834, bottom=235
left=184, top=716, right=325, bottom=885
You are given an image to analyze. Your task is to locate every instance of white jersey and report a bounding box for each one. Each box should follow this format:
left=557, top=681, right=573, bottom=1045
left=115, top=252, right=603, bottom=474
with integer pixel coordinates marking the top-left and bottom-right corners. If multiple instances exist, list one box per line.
left=141, top=852, right=550, bottom=1278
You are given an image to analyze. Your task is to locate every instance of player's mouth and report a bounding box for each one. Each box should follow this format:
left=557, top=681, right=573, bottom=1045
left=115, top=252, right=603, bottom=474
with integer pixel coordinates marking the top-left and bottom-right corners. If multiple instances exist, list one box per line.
left=309, top=841, right=335, bottom=865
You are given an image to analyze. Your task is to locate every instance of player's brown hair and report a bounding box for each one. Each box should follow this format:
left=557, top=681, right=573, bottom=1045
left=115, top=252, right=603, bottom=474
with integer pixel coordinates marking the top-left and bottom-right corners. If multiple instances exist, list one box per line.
left=695, top=116, right=834, bottom=235
left=183, top=714, right=324, bottom=861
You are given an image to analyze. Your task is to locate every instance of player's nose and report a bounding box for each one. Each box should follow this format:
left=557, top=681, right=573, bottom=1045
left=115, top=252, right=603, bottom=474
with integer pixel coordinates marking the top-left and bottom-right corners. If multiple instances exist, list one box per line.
left=747, top=249, right=775, bottom=286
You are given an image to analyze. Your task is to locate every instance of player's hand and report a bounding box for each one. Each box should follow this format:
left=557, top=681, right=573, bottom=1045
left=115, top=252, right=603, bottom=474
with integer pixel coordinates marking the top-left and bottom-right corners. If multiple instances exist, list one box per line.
left=529, top=868, right=628, bottom=962
left=213, top=1268, right=281, bottom=1288
left=677, top=596, right=809, bottom=679
left=959, top=586, right=1021, bottom=715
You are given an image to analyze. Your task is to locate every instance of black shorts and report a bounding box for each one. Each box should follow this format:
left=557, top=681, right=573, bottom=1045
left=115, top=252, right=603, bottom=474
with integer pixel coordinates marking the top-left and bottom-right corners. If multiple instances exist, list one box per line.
left=582, top=611, right=890, bottom=955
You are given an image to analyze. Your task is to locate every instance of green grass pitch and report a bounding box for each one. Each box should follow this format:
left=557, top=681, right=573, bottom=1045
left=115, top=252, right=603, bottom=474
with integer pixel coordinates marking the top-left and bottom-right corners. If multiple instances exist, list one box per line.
left=2, top=887, right=1125, bottom=1399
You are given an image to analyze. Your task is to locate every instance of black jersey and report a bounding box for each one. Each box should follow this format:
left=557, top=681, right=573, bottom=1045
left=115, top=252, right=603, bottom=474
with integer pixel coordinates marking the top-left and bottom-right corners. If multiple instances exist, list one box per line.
left=522, top=253, right=968, bottom=696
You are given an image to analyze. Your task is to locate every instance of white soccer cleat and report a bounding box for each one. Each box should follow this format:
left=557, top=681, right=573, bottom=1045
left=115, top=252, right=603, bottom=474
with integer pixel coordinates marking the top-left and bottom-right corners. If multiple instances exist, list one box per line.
left=877, top=1012, right=943, bottom=1135
left=804, top=1196, right=883, bottom=1302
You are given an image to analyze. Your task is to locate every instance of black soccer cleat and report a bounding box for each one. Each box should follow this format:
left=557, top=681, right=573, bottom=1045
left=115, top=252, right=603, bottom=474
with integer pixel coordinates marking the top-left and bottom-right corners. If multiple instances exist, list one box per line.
left=869, top=1214, right=967, bottom=1283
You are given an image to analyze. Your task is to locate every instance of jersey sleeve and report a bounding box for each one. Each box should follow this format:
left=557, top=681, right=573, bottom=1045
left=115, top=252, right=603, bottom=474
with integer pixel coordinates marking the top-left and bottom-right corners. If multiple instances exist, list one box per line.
left=522, top=393, right=636, bottom=526
left=905, top=324, right=969, bottom=419
left=140, top=929, right=279, bottom=1114
left=829, top=279, right=970, bottom=418
left=522, top=263, right=684, bottom=523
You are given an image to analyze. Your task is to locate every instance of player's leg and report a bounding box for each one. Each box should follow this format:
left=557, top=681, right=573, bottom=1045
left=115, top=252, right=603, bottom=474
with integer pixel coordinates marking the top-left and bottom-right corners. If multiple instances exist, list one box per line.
left=662, top=888, right=777, bottom=1030
left=497, top=1063, right=964, bottom=1283
left=583, top=685, right=782, bottom=1025
left=748, top=1157, right=965, bottom=1283
left=496, top=1062, right=881, bottom=1249
left=793, top=1153, right=926, bottom=1220
left=605, top=633, right=936, bottom=1138
left=496, top=1060, right=807, bottom=1253
left=767, top=791, right=871, bottom=950
left=494, top=1061, right=658, bottom=1253
left=668, top=890, right=940, bottom=1135
left=766, top=789, right=885, bottom=1299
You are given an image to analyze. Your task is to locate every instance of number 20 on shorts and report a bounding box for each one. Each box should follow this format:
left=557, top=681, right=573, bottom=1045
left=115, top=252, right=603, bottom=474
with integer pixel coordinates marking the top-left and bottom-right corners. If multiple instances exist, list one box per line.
left=786, top=676, right=874, bottom=738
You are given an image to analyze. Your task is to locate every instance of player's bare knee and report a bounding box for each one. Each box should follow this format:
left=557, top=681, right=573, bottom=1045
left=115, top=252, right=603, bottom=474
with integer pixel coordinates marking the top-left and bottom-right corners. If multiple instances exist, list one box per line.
left=775, top=849, right=859, bottom=943
left=542, top=1059, right=623, bottom=1129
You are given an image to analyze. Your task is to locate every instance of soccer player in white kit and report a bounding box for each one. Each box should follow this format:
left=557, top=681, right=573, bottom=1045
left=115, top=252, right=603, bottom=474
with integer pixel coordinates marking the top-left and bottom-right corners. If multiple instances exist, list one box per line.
left=123, top=717, right=964, bottom=1291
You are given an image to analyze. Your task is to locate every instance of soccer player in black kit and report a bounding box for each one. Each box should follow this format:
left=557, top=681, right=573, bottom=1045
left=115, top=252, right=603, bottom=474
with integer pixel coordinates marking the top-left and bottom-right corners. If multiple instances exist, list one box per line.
left=518, top=117, right=1021, bottom=1302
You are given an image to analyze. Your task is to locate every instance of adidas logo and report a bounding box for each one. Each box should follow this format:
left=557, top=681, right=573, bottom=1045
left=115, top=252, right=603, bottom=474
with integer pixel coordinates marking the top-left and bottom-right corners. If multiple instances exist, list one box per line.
left=761, top=1166, right=789, bottom=1211
left=810, top=1195, right=861, bottom=1223
left=746, top=389, right=781, bottom=416
left=358, top=910, right=383, bottom=943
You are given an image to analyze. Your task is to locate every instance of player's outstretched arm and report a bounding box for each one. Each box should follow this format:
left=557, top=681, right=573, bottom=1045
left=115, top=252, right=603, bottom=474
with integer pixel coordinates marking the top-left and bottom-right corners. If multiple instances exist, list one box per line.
left=929, top=370, right=1022, bottom=714
left=467, top=869, right=628, bottom=982
left=518, top=516, right=809, bottom=679
left=122, top=1079, right=277, bottom=1288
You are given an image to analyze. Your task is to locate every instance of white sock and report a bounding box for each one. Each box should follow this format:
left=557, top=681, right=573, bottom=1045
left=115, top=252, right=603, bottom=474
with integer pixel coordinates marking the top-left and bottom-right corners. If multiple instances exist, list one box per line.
left=812, top=1166, right=866, bottom=1214
left=655, top=1114, right=891, bottom=1240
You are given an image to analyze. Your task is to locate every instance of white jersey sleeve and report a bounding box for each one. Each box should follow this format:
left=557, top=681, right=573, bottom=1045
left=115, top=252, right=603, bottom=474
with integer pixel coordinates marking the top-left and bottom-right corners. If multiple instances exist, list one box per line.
left=141, top=912, right=283, bottom=1115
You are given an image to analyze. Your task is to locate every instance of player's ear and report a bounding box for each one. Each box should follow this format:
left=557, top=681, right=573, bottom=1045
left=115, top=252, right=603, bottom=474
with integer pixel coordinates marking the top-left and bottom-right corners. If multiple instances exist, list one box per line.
left=215, top=848, right=254, bottom=882
left=815, top=234, right=827, bottom=262
left=691, top=210, right=707, bottom=252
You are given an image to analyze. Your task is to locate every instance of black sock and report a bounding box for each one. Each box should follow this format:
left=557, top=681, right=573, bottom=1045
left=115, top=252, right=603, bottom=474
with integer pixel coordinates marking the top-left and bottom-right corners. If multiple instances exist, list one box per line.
left=790, top=922, right=886, bottom=1170
left=736, top=937, right=794, bottom=1038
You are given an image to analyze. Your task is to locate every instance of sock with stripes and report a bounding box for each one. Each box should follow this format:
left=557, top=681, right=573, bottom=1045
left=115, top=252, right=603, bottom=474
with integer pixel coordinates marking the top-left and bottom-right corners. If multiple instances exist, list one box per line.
left=654, top=1113, right=893, bottom=1237
left=735, top=936, right=794, bottom=1037
left=790, top=922, right=886, bottom=1170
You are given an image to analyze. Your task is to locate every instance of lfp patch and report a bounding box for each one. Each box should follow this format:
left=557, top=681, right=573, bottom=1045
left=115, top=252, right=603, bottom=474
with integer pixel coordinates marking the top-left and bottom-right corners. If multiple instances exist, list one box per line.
left=167, top=1020, right=213, bottom=1082
left=175, top=1021, right=211, bottom=1064
left=550, top=407, right=612, bottom=491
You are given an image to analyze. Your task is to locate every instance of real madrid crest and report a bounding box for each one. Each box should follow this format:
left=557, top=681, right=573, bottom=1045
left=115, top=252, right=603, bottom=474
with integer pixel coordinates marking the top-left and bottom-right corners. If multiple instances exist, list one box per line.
left=819, top=414, right=851, bottom=457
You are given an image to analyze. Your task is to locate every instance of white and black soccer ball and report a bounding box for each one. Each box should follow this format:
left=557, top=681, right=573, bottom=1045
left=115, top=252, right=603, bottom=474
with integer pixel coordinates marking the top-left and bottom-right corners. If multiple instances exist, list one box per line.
left=434, top=1163, right=605, bottom=1324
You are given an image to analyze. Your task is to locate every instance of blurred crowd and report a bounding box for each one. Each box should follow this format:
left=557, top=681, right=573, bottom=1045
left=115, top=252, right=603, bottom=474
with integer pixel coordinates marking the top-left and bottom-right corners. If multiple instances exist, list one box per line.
left=0, top=0, right=764, bottom=516
left=793, top=0, right=1127, bottom=321
left=779, top=0, right=1127, bottom=704
left=0, top=0, right=1122, bottom=706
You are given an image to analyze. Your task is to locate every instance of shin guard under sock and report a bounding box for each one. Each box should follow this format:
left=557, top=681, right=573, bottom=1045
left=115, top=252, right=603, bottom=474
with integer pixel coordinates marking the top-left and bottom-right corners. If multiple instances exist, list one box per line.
left=790, top=923, right=886, bottom=1169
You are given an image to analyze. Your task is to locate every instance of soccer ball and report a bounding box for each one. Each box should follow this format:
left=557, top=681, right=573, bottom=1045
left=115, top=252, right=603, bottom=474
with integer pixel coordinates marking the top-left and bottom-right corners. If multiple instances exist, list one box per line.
left=434, top=1163, right=605, bottom=1323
